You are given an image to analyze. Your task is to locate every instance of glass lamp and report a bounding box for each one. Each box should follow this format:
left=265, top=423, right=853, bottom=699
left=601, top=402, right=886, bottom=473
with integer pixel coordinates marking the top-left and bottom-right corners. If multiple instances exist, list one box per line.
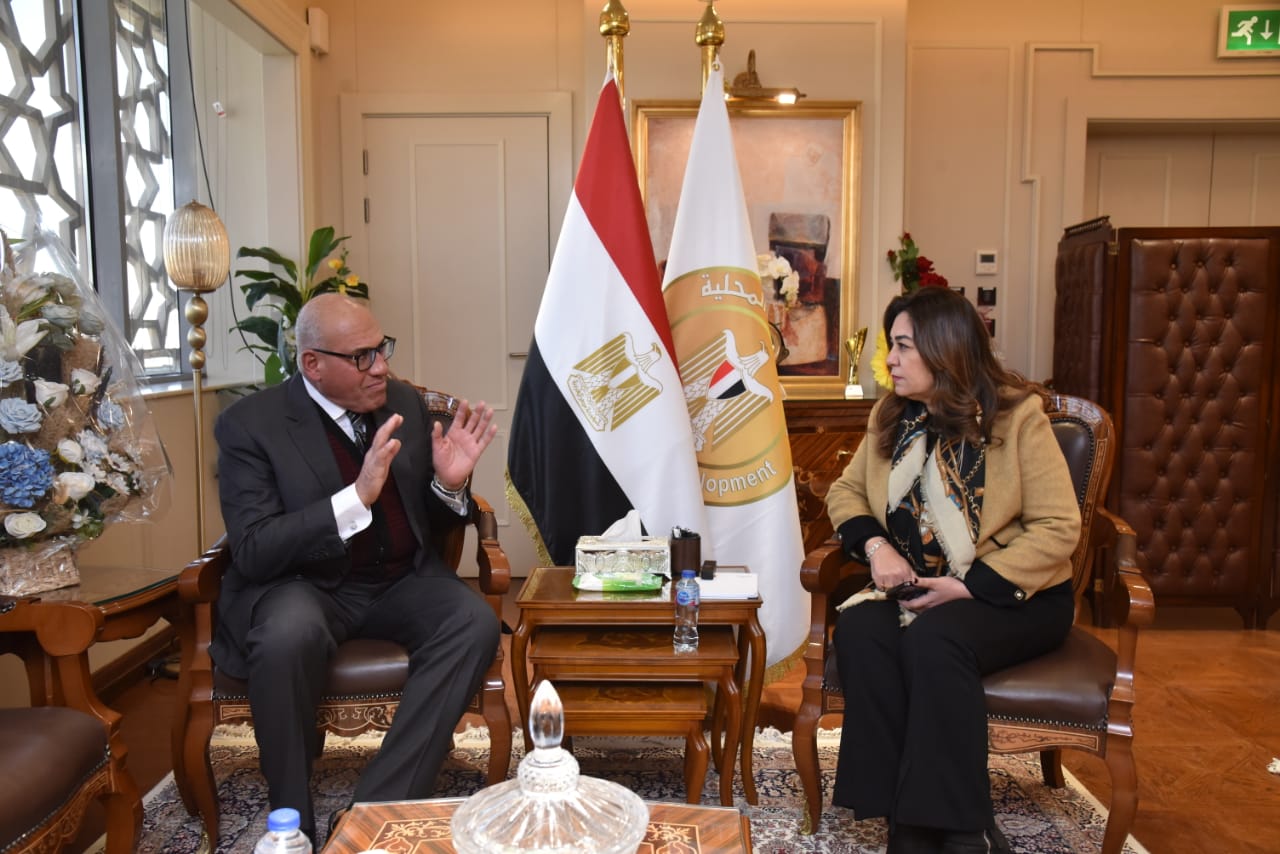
left=451, top=681, right=649, bottom=853
left=163, top=200, right=230, bottom=553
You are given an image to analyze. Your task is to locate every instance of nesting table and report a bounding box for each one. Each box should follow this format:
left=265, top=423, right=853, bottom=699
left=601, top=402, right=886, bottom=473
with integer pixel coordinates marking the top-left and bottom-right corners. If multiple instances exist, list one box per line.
left=511, top=566, right=765, bottom=805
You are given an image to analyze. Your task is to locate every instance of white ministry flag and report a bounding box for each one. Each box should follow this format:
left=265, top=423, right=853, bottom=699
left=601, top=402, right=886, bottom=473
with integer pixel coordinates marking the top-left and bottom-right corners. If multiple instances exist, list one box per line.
left=661, top=64, right=809, bottom=670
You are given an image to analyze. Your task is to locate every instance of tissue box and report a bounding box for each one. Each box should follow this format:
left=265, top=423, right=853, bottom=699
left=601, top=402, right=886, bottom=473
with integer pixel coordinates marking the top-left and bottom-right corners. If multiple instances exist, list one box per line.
left=574, top=536, right=670, bottom=579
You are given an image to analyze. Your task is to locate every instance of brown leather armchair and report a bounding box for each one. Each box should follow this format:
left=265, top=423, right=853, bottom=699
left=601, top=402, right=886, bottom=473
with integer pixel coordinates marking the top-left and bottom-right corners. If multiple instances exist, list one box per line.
left=792, top=393, right=1155, bottom=854
left=170, top=387, right=512, bottom=851
left=0, top=597, right=140, bottom=854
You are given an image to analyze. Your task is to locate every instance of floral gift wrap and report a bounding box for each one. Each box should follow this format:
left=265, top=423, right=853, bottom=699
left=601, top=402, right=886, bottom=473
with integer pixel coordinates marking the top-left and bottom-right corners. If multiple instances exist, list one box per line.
left=0, top=227, right=171, bottom=595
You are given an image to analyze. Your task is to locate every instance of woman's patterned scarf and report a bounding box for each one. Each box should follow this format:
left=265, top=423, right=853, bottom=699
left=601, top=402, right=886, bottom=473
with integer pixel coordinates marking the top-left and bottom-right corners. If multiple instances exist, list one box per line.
left=885, top=401, right=986, bottom=585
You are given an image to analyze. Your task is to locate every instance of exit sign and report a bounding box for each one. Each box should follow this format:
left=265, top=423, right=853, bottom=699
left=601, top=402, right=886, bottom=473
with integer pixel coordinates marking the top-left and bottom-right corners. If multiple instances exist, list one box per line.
left=1219, top=5, right=1280, bottom=56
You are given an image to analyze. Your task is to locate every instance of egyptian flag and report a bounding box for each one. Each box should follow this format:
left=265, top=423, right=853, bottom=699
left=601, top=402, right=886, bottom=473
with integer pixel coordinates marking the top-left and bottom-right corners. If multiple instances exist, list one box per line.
left=661, top=64, right=809, bottom=669
left=506, top=75, right=708, bottom=566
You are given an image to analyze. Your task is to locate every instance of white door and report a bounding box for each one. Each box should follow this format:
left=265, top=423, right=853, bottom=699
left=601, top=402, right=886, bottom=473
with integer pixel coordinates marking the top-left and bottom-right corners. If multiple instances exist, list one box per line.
left=343, top=106, right=568, bottom=578
left=1084, top=127, right=1280, bottom=226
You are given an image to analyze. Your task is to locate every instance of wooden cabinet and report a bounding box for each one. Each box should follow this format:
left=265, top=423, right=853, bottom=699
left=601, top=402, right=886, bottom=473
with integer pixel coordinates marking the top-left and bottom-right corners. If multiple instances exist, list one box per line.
left=1053, top=219, right=1280, bottom=627
left=784, top=397, right=877, bottom=553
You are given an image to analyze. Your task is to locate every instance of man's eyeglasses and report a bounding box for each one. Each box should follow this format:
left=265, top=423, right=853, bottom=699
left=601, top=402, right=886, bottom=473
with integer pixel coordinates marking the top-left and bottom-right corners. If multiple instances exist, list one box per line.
left=311, top=336, right=396, bottom=372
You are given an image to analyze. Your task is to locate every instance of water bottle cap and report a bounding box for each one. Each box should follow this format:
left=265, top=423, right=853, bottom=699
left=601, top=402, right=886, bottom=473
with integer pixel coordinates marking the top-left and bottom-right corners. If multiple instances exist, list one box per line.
left=267, top=807, right=302, bottom=832
left=681, top=569, right=696, bottom=579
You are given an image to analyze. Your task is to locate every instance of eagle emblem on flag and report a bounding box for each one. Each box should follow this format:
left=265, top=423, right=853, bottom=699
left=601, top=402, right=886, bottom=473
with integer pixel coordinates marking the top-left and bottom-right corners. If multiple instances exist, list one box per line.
left=567, top=331, right=664, bottom=432
left=681, top=328, right=774, bottom=451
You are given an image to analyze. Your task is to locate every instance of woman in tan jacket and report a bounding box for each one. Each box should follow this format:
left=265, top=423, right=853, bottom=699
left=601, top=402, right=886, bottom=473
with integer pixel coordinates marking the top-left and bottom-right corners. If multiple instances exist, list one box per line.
left=826, top=287, right=1080, bottom=853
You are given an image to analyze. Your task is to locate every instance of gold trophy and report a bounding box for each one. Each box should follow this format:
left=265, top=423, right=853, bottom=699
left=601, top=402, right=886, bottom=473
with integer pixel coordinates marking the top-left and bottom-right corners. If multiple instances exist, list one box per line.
left=844, top=328, right=868, bottom=399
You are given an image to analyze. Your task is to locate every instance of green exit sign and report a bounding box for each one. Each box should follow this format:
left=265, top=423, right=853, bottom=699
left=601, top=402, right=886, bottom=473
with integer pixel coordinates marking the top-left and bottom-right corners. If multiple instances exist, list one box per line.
left=1219, top=5, right=1280, bottom=56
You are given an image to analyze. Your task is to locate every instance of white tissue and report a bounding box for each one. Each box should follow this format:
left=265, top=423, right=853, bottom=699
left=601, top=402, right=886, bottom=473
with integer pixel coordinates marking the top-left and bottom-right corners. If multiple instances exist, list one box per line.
left=600, top=509, right=643, bottom=540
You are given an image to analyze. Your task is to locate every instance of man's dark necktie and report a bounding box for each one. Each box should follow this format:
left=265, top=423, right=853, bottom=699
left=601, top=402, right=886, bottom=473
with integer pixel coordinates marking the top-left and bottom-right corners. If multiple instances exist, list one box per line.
left=346, top=410, right=369, bottom=451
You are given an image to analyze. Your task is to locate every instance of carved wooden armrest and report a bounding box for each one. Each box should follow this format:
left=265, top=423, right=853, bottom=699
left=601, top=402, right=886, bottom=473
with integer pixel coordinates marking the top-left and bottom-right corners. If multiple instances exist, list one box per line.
left=1092, top=507, right=1155, bottom=713
left=800, top=537, right=869, bottom=663
left=0, top=597, right=103, bottom=658
left=469, top=493, right=511, bottom=601
left=0, top=598, right=114, bottom=724
left=176, top=539, right=229, bottom=606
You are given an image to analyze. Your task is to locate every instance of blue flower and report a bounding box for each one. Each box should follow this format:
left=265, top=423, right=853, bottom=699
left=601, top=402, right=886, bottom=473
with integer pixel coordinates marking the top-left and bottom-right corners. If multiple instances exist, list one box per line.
left=0, top=442, right=55, bottom=508
left=0, top=398, right=42, bottom=434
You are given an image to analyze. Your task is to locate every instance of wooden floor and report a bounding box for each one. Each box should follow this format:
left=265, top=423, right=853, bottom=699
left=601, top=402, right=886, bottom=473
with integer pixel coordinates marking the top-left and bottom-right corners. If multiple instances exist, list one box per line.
left=73, top=593, right=1280, bottom=853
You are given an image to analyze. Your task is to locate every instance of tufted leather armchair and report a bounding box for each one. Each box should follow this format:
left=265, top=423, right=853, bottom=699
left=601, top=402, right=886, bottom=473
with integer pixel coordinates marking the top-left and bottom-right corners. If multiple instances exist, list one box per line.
left=792, top=394, right=1155, bottom=854
left=170, top=387, right=512, bottom=851
left=0, top=597, right=139, bottom=854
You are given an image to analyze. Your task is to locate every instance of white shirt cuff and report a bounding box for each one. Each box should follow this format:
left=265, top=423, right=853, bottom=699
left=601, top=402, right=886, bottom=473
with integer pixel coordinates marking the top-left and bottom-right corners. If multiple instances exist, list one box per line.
left=432, top=477, right=470, bottom=516
left=332, top=484, right=373, bottom=540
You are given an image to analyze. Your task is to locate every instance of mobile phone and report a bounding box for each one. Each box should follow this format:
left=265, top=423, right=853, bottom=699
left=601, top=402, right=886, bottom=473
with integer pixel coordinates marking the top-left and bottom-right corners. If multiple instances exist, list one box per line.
left=886, top=581, right=926, bottom=601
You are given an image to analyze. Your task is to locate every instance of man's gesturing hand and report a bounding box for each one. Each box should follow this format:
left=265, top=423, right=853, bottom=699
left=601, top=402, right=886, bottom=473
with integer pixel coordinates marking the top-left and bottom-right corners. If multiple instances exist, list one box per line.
left=355, top=413, right=404, bottom=507
left=432, top=399, right=497, bottom=491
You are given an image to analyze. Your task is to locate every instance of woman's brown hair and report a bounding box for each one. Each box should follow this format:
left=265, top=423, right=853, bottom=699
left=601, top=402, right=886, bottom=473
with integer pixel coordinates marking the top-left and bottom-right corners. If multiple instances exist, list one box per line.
left=874, top=287, right=1036, bottom=457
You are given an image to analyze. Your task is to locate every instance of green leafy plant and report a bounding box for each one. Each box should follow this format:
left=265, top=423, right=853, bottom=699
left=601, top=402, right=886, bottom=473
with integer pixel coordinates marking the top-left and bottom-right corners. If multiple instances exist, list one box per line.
left=231, top=226, right=370, bottom=385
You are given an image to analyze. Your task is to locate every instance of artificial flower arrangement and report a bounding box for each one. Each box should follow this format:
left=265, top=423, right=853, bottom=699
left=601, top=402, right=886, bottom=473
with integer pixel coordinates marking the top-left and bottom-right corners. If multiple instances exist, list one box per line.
left=757, top=251, right=800, bottom=308
left=231, top=226, right=371, bottom=385
left=872, top=233, right=950, bottom=390
left=0, top=227, right=170, bottom=594
left=886, top=232, right=949, bottom=293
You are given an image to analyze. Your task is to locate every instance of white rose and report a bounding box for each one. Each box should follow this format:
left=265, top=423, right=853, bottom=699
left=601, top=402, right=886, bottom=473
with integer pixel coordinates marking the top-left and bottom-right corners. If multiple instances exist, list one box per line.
left=70, top=368, right=101, bottom=395
left=56, top=472, right=96, bottom=501
left=57, top=439, right=84, bottom=464
left=34, top=380, right=69, bottom=409
left=4, top=512, right=47, bottom=539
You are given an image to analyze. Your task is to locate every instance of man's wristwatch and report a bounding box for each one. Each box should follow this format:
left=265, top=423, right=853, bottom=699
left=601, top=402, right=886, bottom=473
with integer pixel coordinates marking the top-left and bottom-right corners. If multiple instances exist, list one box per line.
left=432, top=475, right=469, bottom=500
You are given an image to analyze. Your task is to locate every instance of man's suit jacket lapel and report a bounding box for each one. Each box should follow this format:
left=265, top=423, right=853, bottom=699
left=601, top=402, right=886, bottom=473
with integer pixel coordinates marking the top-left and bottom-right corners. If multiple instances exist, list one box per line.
left=283, top=375, right=347, bottom=497
left=370, top=389, right=430, bottom=547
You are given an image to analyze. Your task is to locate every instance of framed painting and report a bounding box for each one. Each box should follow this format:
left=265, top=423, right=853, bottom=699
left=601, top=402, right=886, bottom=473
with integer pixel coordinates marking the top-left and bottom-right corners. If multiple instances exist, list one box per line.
left=633, top=99, right=861, bottom=399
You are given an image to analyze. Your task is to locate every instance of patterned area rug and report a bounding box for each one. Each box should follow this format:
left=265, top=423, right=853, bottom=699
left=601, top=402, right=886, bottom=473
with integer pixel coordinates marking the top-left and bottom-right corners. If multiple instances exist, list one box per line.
left=111, top=726, right=1149, bottom=853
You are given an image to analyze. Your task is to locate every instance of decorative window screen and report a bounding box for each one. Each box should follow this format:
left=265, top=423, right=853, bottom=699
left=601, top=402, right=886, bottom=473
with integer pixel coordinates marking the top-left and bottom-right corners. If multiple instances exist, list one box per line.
left=0, top=0, right=179, bottom=376
left=115, top=0, right=177, bottom=374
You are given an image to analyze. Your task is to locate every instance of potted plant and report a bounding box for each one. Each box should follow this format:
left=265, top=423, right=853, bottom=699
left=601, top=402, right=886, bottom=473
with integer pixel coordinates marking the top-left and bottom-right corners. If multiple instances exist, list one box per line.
left=231, top=226, right=370, bottom=385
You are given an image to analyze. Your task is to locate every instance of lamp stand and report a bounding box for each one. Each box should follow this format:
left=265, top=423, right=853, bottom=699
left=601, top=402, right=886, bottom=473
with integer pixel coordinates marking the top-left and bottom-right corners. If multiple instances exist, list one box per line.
left=185, top=292, right=211, bottom=554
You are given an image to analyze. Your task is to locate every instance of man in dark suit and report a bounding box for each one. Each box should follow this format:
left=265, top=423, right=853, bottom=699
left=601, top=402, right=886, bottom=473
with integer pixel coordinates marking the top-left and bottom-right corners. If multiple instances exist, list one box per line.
left=212, top=293, right=500, bottom=841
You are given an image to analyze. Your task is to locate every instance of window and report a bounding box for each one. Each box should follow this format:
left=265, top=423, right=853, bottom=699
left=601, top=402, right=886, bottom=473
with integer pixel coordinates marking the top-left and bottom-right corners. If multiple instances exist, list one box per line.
left=2, top=0, right=304, bottom=385
left=1, top=0, right=185, bottom=377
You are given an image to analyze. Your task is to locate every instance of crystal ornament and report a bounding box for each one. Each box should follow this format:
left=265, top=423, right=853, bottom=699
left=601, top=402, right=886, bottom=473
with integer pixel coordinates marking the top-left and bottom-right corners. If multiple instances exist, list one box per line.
left=450, top=681, right=649, bottom=853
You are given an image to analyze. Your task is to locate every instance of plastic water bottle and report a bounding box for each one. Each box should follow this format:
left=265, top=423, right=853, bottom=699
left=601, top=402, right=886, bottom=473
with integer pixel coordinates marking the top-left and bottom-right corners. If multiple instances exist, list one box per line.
left=673, top=569, right=700, bottom=652
left=254, top=807, right=313, bottom=854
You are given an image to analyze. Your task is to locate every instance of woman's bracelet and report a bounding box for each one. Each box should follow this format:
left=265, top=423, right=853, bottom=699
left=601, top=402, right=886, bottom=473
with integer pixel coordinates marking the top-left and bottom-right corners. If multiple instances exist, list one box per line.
left=864, top=537, right=890, bottom=562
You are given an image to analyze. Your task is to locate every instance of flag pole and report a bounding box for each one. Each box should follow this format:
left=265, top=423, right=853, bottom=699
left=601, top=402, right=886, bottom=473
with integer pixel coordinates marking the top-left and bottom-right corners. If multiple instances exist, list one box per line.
left=695, top=0, right=725, bottom=96
left=600, top=0, right=630, bottom=111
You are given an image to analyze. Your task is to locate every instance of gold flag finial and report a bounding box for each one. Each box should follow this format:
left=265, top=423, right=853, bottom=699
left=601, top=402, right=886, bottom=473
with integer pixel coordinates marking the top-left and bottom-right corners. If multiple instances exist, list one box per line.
left=695, top=1, right=725, bottom=95
left=600, top=0, right=631, bottom=107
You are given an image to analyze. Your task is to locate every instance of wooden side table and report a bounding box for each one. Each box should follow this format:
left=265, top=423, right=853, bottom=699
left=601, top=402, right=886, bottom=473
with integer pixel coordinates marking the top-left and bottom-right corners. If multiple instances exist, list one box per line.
left=529, top=625, right=741, bottom=804
left=511, top=567, right=765, bottom=805
left=323, top=797, right=753, bottom=853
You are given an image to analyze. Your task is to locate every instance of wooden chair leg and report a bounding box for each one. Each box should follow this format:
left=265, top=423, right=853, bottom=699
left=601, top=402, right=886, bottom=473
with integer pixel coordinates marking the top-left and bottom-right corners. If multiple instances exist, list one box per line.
left=793, top=703, right=823, bottom=835
left=1101, top=739, right=1138, bottom=854
left=1039, top=747, right=1065, bottom=788
left=178, top=702, right=221, bottom=851
left=480, top=680, right=512, bottom=783
left=102, top=762, right=142, bottom=854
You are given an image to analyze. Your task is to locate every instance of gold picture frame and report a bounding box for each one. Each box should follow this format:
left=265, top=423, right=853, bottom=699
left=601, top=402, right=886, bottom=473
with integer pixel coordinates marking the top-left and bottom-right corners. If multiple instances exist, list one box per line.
left=633, top=99, right=861, bottom=399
